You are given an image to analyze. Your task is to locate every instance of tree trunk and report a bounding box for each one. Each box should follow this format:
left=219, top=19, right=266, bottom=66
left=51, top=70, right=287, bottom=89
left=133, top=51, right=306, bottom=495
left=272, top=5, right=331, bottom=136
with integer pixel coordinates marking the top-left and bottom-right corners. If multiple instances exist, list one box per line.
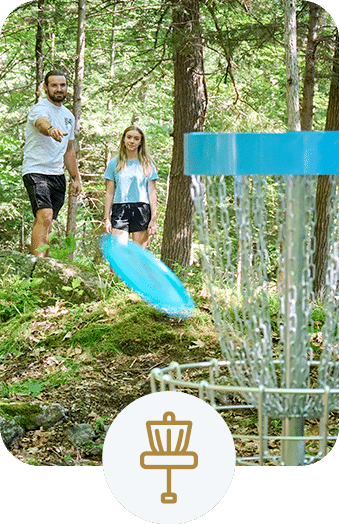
left=283, top=0, right=300, bottom=132
left=313, top=30, right=339, bottom=298
left=66, top=0, right=86, bottom=254
left=35, top=0, right=44, bottom=104
left=300, top=2, right=320, bottom=131
left=105, top=4, right=117, bottom=168
left=161, top=0, right=207, bottom=270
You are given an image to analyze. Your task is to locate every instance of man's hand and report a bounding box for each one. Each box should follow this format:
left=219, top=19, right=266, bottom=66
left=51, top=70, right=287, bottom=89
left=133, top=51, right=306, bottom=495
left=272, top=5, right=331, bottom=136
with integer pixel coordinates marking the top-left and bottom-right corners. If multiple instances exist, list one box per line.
left=35, top=117, right=68, bottom=142
left=49, top=127, right=68, bottom=143
left=71, top=177, right=82, bottom=197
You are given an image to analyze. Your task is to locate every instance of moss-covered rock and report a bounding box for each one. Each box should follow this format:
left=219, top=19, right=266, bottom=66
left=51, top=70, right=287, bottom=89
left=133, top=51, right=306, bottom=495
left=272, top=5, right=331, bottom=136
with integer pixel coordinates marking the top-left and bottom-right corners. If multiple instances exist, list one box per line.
left=33, top=257, right=101, bottom=304
left=0, top=251, right=36, bottom=279
left=0, top=417, right=25, bottom=448
left=67, top=423, right=95, bottom=447
left=0, top=401, right=67, bottom=431
left=0, top=250, right=101, bottom=305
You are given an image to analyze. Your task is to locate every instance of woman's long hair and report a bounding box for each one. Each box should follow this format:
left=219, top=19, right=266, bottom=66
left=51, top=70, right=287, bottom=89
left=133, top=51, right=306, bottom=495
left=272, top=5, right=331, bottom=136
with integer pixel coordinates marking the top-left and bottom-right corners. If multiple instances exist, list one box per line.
left=116, top=125, right=154, bottom=177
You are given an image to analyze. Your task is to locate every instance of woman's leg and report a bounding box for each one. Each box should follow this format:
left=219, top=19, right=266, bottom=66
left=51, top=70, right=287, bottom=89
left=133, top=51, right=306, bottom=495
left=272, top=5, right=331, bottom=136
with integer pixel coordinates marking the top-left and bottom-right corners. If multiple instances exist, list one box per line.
left=132, top=230, right=149, bottom=248
left=112, top=228, right=129, bottom=245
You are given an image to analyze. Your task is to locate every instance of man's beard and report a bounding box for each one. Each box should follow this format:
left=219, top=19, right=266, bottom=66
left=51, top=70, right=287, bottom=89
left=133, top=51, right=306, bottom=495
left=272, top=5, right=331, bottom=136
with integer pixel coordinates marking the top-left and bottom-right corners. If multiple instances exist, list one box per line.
left=47, top=89, right=66, bottom=103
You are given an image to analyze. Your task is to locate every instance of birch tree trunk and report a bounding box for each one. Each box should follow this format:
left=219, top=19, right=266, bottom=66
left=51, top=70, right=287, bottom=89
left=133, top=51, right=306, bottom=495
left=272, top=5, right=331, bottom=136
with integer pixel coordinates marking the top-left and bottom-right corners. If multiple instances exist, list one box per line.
left=300, top=2, right=320, bottom=131
left=66, top=0, right=86, bottom=254
left=35, top=0, right=44, bottom=104
left=284, top=0, right=300, bottom=132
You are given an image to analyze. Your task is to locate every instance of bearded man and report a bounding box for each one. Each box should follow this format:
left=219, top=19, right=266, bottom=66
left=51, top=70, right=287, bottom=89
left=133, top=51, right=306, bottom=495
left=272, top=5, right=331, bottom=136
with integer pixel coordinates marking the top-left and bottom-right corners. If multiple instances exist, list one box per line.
left=22, top=70, right=81, bottom=257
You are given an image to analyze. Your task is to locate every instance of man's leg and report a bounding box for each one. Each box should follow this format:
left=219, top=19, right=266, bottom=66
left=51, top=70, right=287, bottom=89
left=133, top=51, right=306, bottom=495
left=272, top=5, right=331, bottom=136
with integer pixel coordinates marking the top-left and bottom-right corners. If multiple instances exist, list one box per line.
left=31, top=208, right=53, bottom=257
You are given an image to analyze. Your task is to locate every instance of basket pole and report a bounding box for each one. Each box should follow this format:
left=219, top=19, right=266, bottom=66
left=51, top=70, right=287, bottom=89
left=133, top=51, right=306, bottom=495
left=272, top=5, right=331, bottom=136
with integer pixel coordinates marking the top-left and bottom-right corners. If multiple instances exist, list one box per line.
left=281, top=175, right=308, bottom=465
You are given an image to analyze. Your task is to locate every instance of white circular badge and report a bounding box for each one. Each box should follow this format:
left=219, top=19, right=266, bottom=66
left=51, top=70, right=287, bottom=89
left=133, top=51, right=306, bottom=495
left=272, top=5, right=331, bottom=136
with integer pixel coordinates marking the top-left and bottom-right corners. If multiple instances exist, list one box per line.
left=102, top=391, right=235, bottom=524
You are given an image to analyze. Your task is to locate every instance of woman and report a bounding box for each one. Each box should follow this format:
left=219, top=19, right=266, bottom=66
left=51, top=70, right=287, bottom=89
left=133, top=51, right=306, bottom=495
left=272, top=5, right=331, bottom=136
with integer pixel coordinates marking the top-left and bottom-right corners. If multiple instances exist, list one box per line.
left=103, top=125, right=158, bottom=248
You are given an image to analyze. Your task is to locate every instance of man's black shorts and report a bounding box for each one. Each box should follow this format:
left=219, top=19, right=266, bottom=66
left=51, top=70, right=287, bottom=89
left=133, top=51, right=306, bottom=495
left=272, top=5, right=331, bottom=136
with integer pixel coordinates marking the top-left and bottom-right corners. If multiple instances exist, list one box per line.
left=23, top=173, right=66, bottom=220
left=111, top=202, right=151, bottom=233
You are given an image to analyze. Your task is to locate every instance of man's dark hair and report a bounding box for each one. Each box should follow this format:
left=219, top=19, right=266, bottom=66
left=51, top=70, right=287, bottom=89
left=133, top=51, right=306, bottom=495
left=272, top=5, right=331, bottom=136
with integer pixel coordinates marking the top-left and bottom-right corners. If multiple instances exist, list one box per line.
left=44, top=70, right=67, bottom=86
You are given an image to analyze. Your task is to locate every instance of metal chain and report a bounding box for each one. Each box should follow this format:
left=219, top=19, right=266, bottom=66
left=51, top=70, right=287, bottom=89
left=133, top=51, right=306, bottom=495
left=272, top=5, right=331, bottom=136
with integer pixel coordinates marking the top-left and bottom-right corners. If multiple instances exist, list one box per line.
left=318, top=177, right=339, bottom=411
left=192, top=173, right=339, bottom=418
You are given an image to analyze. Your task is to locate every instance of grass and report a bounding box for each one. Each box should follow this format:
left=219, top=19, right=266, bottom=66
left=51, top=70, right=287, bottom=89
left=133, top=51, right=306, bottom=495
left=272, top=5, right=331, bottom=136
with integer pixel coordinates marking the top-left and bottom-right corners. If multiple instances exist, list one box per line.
left=0, top=363, right=81, bottom=398
left=0, top=257, right=331, bottom=408
left=66, top=302, right=181, bottom=353
left=0, top=275, right=44, bottom=322
left=0, top=268, right=220, bottom=405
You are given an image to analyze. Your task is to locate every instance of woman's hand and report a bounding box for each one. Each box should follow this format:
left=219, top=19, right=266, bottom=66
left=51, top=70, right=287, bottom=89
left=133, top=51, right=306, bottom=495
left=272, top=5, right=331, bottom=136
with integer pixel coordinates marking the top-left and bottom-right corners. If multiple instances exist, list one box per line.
left=103, top=218, right=112, bottom=234
left=147, top=217, right=157, bottom=238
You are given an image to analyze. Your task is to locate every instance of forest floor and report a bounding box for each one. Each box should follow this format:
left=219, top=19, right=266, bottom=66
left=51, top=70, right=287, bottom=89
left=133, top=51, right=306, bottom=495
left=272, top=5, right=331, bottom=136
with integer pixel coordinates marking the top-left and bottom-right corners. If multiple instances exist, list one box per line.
left=1, top=288, right=222, bottom=466
left=1, top=281, right=338, bottom=467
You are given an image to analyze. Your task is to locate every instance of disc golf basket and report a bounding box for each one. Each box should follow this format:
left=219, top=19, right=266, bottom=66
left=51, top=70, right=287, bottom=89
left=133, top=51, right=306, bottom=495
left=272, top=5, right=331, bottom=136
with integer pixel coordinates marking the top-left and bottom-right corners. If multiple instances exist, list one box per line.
left=151, top=132, right=339, bottom=466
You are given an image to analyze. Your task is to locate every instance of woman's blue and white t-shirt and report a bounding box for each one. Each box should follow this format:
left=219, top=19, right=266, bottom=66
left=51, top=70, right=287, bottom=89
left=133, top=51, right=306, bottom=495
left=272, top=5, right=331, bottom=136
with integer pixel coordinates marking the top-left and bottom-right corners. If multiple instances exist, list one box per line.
left=104, top=157, right=158, bottom=204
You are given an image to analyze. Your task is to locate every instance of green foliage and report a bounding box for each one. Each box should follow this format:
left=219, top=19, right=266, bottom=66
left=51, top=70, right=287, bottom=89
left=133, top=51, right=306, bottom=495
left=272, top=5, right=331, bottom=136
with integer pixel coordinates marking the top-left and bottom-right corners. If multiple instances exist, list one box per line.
left=0, top=134, right=22, bottom=176
left=0, top=366, right=79, bottom=397
left=311, top=301, right=325, bottom=329
left=95, top=416, right=108, bottom=432
left=0, top=0, right=337, bottom=263
left=36, top=231, right=77, bottom=261
left=0, top=275, right=44, bottom=322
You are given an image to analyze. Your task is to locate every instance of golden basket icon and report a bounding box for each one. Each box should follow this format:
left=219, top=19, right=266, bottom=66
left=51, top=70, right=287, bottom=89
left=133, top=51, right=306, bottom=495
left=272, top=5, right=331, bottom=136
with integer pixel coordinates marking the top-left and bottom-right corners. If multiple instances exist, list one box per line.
left=140, top=411, right=198, bottom=504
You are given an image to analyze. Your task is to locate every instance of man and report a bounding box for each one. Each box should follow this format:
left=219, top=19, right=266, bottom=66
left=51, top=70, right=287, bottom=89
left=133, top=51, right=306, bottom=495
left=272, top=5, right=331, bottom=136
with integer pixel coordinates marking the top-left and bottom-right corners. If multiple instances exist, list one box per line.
left=22, top=70, right=81, bottom=257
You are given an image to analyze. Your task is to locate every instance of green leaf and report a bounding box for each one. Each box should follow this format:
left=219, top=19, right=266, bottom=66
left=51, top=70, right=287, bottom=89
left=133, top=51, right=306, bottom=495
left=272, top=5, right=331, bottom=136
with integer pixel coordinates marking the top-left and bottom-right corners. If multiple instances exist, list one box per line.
left=35, top=244, right=49, bottom=253
left=71, top=278, right=81, bottom=289
left=30, top=277, right=44, bottom=288
left=48, top=230, right=57, bottom=243
left=49, top=249, right=69, bottom=261
left=27, top=382, right=43, bottom=397
left=65, top=233, right=76, bottom=253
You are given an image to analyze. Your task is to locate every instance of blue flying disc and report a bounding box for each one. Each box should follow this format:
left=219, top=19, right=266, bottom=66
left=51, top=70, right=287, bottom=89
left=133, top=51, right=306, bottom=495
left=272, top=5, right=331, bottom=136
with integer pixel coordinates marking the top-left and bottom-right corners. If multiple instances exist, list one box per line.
left=100, top=234, right=195, bottom=318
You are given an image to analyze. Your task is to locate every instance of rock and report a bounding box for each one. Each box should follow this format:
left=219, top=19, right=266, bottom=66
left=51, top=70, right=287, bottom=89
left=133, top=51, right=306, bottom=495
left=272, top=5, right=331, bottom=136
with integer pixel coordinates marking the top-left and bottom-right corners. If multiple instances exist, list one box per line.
left=0, top=250, right=101, bottom=304
left=0, top=417, right=25, bottom=448
left=0, top=401, right=68, bottom=431
left=67, top=423, right=96, bottom=447
left=213, top=377, right=230, bottom=405
left=88, top=434, right=105, bottom=456
left=33, top=257, right=100, bottom=304
left=0, top=251, right=36, bottom=280
left=32, top=402, right=68, bottom=430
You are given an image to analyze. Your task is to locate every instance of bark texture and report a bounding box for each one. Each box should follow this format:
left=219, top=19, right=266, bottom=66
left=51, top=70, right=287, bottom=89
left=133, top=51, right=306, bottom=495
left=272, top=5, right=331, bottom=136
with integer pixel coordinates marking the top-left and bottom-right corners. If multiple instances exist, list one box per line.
left=35, top=0, right=44, bottom=104
left=313, top=30, right=339, bottom=297
left=66, top=0, right=86, bottom=243
left=161, top=0, right=207, bottom=269
left=300, top=2, right=320, bottom=131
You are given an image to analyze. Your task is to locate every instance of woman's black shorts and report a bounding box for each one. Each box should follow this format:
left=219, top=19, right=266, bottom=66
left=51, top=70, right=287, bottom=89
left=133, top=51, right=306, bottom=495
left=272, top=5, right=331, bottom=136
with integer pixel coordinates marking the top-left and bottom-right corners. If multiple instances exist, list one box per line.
left=111, top=202, right=151, bottom=233
left=23, top=173, right=66, bottom=220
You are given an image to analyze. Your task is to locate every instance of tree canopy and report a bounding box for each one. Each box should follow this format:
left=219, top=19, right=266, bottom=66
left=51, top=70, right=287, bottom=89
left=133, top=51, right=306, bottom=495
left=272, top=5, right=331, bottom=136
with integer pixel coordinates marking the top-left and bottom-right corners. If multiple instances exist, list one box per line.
left=0, top=0, right=338, bottom=268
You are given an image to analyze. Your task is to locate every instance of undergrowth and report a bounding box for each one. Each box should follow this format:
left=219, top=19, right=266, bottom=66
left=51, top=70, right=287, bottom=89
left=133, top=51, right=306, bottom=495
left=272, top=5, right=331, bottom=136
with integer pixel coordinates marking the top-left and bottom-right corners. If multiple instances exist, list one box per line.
left=0, top=259, right=327, bottom=405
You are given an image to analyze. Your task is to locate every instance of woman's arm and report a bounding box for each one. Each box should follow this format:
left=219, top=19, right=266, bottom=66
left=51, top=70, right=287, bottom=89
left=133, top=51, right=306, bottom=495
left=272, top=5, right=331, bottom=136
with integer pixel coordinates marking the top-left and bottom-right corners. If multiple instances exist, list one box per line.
left=104, top=179, right=115, bottom=233
left=147, top=179, right=157, bottom=237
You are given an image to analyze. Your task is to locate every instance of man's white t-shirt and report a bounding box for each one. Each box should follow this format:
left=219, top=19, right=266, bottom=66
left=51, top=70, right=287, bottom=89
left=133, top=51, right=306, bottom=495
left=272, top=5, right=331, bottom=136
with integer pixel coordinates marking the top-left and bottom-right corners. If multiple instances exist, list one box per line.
left=22, top=98, right=75, bottom=176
